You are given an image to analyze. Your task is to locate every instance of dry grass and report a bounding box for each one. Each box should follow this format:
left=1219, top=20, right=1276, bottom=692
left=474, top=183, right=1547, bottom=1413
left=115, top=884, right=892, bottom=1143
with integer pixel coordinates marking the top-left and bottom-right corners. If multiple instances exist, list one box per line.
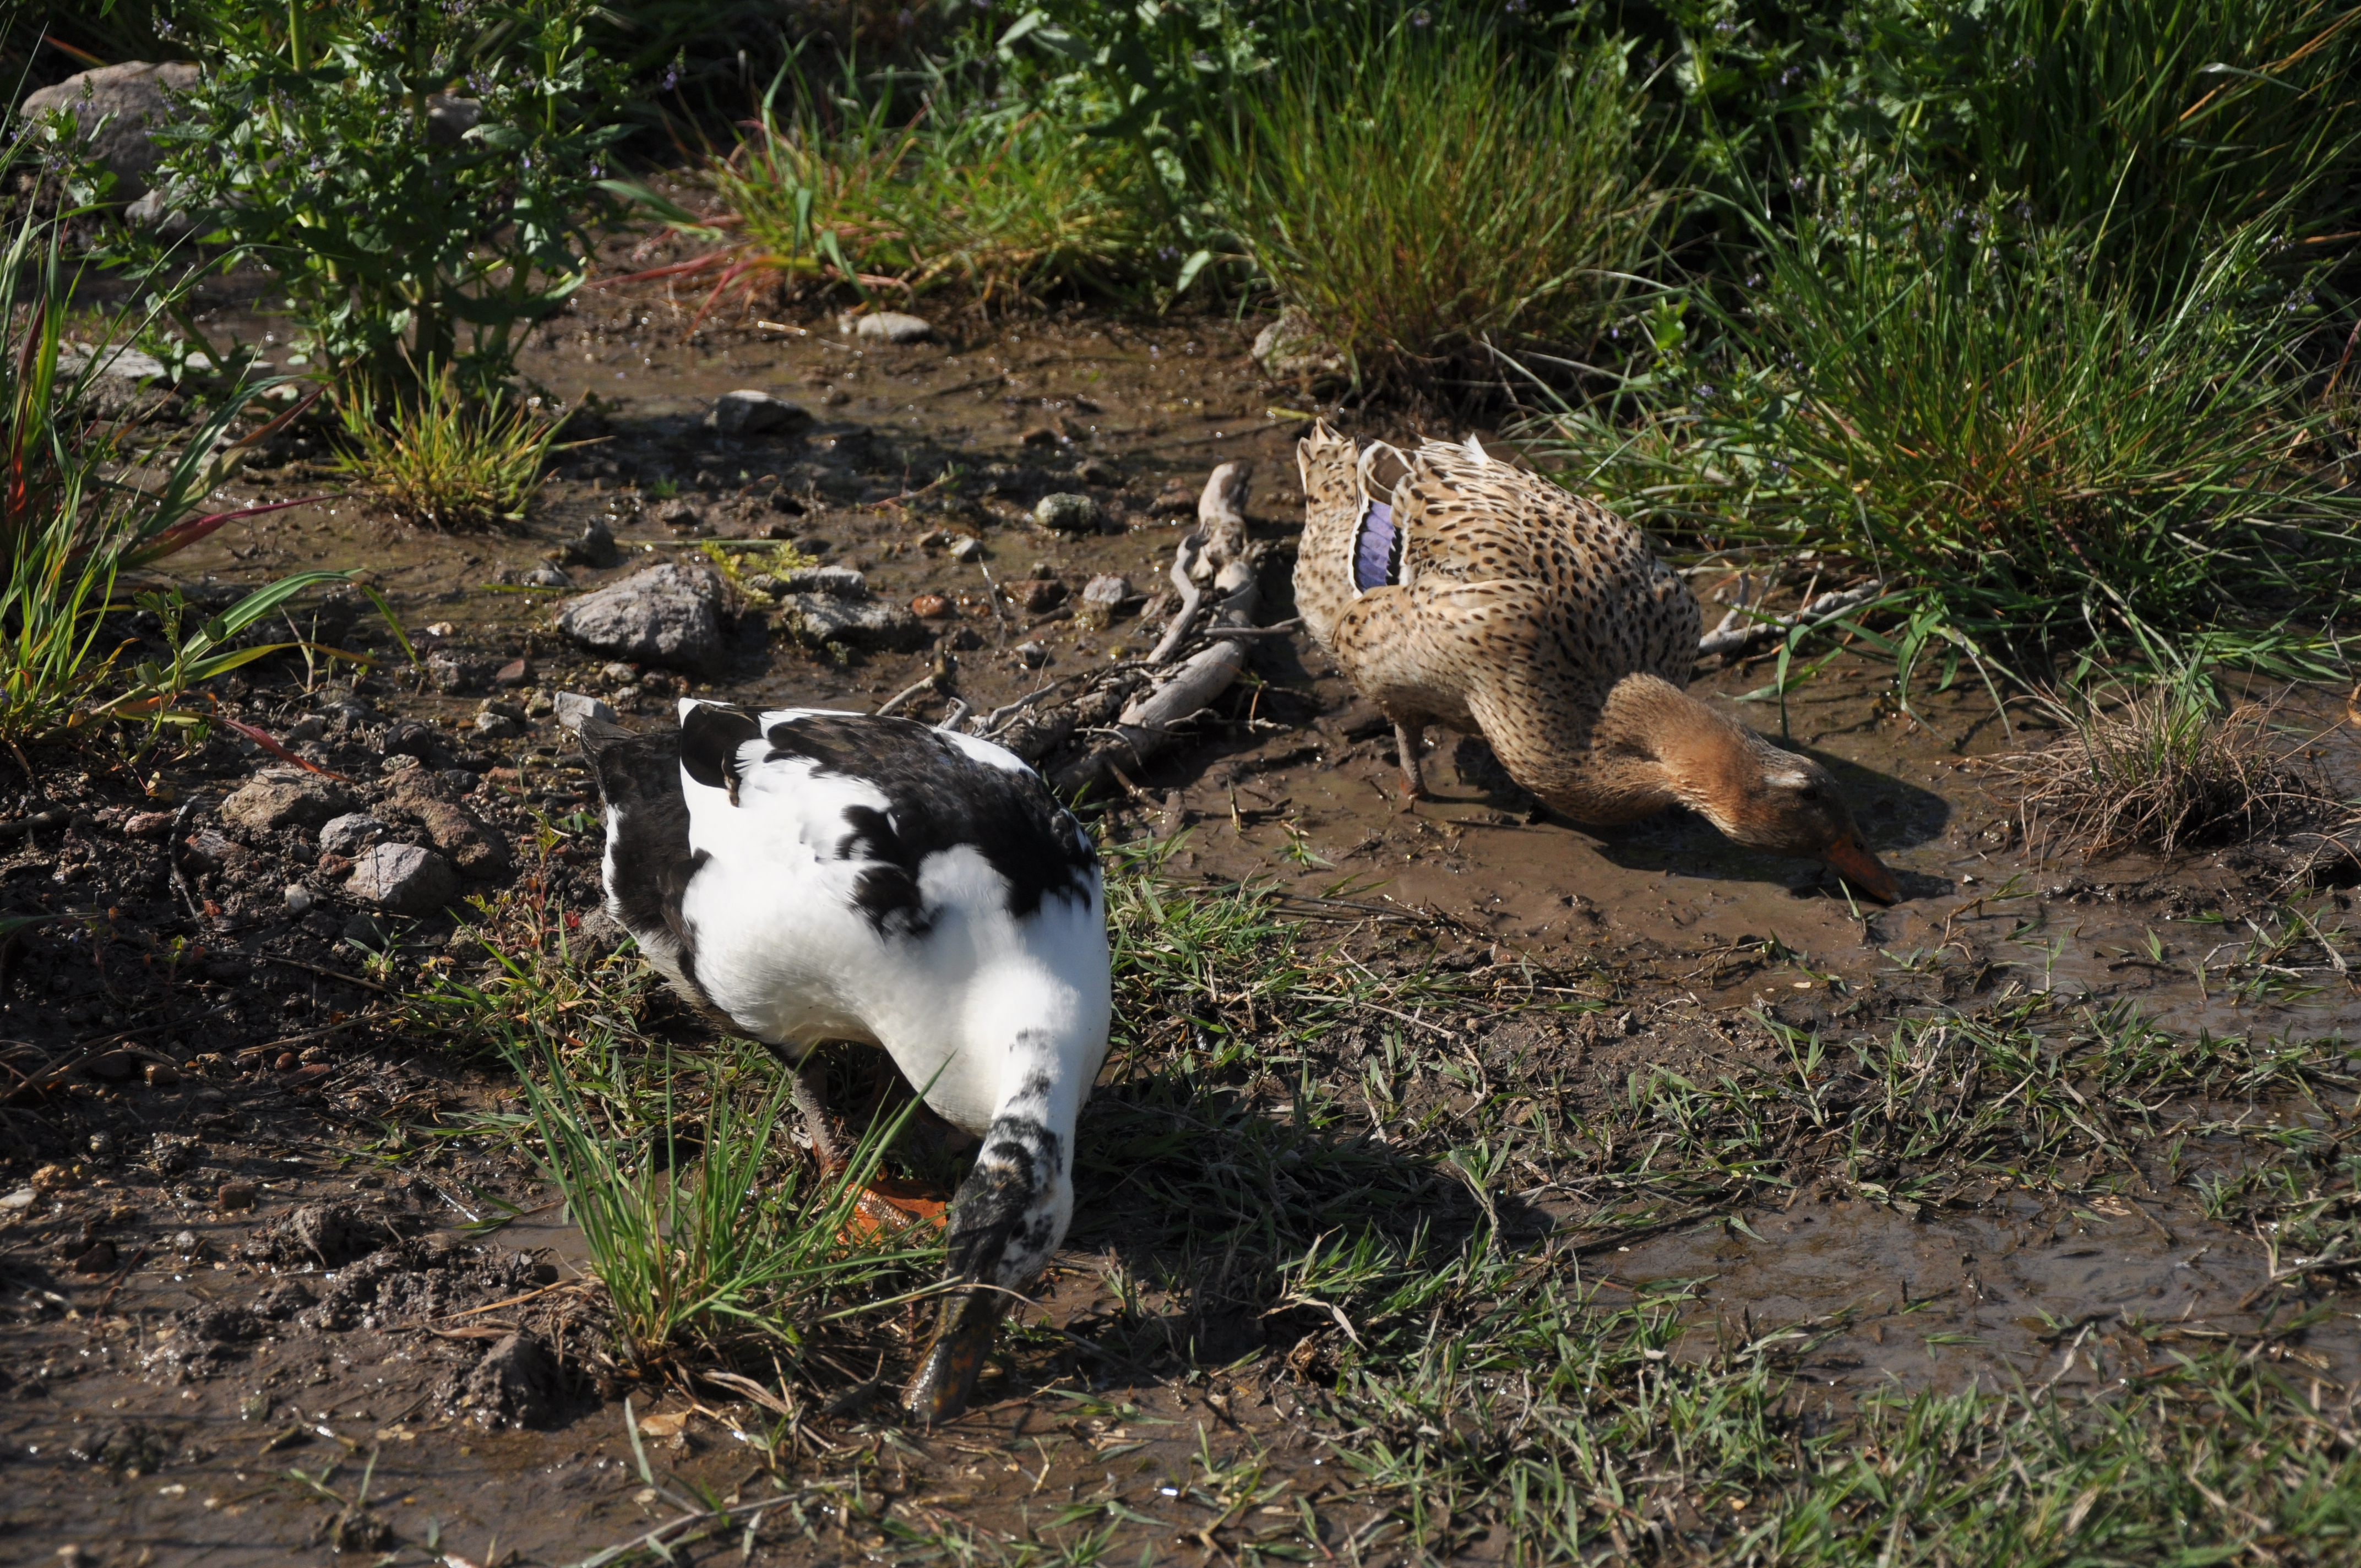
left=1987, top=673, right=2342, bottom=857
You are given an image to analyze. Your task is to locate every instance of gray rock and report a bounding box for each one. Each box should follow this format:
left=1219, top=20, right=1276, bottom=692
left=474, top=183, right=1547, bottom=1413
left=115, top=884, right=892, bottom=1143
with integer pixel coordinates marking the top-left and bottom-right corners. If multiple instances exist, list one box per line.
left=1033, top=493, right=1101, bottom=533
left=1081, top=574, right=1133, bottom=614
left=949, top=536, right=985, bottom=563
left=426, top=650, right=488, bottom=693
left=554, top=558, right=729, bottom=674
left=461, top=1332, right=561, bottom=1430
left=1016, top=641, right=1050, bottom=668
left=521, top=565, right=572, bottom=589
left=781, top=594, right=927, bottom=652
left=345, top=843, right=459, bottom=916
left=475, top=710, right=523, bottom=739
left=562, top=518, right=619, bottom=569
left=852, top=311, right=934, bottom=344
left=553, top=692, right=619, bottom=733
left=704, top=389, right=811, bottom=438
left=56, top=342, right=182, bottom=421
left=317, top=813, right=387, bottom=857
left=781, top=565, right=869, bottom=598
left=219, top=767, right=355, bottom=833
left=19, top=61, right=200, bottom=204
left=1253, top=306, right=1347, bottom=381
left=288, top=1202, right=378, bottom=1267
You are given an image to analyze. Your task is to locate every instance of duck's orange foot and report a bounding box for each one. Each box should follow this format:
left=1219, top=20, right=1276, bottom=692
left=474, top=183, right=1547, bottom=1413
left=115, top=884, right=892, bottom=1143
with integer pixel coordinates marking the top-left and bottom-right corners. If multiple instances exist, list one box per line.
left=842, top=1174, right=950, bottom=1242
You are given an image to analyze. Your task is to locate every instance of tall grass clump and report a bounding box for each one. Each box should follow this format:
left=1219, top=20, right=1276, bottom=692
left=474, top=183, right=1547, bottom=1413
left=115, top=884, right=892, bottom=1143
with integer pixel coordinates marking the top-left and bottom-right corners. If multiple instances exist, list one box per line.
left=631, top=63, right=1166, bottom=313
left=513, top=1043, right=922, bottom=1370
left=1203, top=30, right=1661, bottom=390
left=332, top=367, right=567, bottom=532
left=1543, top=188, right=2361, bottom=667
left=1985, top=666, right=2340, bottom=857
left=1887, top=0, right=2361, bottom=276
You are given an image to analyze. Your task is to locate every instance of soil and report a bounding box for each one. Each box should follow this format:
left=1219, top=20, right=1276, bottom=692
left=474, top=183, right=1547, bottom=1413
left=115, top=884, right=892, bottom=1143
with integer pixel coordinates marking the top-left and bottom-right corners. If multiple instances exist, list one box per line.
left=10, top=241, right=2361, bottom=1562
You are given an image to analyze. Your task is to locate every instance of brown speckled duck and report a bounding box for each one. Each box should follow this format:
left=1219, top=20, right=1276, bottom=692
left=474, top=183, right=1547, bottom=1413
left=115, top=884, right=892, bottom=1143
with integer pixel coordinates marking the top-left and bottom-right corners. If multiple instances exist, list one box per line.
left=1294, top=422, right=1898, bottom=902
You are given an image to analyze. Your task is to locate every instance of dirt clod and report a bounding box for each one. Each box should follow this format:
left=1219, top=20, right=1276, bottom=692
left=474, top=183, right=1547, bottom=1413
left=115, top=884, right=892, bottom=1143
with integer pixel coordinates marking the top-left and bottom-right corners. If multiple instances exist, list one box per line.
left=462, top=1330, right=563, bottom=1429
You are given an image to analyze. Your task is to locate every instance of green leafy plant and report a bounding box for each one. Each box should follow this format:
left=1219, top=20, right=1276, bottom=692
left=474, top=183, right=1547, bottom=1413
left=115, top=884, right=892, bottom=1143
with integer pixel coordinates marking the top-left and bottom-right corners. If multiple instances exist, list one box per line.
left=0, top=143, right=345, bottom=750
left=1201, top=28, right=1662, bottom=388
left=331, top=366, right=567, bottom=531
left=101, top=0, right=626, bottom=399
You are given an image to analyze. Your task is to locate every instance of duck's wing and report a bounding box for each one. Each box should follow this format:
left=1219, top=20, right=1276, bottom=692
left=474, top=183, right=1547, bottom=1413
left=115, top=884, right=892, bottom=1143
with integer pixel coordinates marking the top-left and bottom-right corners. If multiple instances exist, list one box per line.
left=1396, top=438, right=1700, bottom=687
left=676, top=703, right=1100, bottom=940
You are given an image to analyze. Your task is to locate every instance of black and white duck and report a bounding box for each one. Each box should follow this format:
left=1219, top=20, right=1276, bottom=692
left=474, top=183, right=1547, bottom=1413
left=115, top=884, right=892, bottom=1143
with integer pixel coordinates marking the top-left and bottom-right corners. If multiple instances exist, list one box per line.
left=577, top=699, right=1112, bottom=1422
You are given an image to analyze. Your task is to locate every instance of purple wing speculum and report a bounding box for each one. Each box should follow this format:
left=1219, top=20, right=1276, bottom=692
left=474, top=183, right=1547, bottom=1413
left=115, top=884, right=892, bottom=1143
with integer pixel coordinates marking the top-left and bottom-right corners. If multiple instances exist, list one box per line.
left=1351, top=499, right=1399, bottom=592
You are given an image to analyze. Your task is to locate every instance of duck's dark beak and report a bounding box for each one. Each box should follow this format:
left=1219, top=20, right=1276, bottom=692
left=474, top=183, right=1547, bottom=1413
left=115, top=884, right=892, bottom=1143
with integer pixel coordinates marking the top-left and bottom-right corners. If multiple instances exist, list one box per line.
left=1821, top=831, right=1900, bottom=904
left=902, top=1286, right=1004, bottom=1425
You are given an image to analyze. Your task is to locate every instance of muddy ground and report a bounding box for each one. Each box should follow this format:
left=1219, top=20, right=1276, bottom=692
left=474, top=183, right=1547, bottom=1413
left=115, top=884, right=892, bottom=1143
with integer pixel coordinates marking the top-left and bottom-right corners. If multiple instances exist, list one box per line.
left=8, top=253, right=2361, bottom=1564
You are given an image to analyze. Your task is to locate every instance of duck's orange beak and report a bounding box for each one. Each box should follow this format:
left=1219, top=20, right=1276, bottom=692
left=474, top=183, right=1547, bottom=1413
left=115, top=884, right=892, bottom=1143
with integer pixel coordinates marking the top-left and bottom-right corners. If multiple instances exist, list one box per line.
left=1822, top=832, right=1900, bottom=904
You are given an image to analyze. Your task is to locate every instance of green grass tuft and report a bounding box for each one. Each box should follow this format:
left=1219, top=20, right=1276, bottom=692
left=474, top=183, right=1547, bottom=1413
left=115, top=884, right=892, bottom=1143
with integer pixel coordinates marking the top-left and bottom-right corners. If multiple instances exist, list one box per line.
left=333, top=367, right=567, bottom=532
left=1204, top=30, right=1662, bottom=390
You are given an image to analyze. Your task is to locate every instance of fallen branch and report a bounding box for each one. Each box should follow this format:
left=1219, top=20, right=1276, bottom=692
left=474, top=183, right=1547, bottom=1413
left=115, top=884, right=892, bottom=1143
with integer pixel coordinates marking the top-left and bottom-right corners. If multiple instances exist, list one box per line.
left=1696, top=579, right=1887, bottom=660
left=1052, top=462, right=1260, bottom=796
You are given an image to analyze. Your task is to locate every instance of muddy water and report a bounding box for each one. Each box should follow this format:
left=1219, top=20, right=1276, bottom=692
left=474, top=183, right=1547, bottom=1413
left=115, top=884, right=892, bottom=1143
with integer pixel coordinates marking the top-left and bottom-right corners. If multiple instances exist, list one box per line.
left=26, top=275, right=2361, bottom=1558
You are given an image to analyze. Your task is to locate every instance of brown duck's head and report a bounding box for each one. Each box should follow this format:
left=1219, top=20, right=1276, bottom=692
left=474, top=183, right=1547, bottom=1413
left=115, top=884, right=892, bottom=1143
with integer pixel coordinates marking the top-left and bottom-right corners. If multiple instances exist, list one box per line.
left=1710, top=749, right=1899, bottom=903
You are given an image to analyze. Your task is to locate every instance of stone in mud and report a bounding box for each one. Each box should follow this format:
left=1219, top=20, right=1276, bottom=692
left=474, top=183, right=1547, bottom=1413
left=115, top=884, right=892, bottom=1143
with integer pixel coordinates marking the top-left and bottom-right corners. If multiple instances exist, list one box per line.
left=57, top=342, right=184, bottom=422
left=1252, top=305, right=1347, bottom=382
left=562, top=517, right=621, bottom=569
left=552, top=692, right=618, bottom=733
left=380, top=718, right=437, bottom=763
left=781, top=594, right=927, bottom=653
left=219, top=767, right=355, bottom=833
left=1081, top=574, right=1133, bottom=616
left=494, top=657, right=532, bottom=688
left=704, top=389, right=810, bottom=438
left=345, top=843, right=459, bottom=916
left=554, top=558, right=728, bottom=675
left=426, top=649, right=489, bottom=693
left=1033, top=493, right=1101, bottom=533
left=384, top=772, right=509, bottom=874
left=521, top=564, right=572, bottom=589
left=462, top=1331, right=562, bottom=1430
left=1016, top=578, right=1067, bottom=614
left=317, top=813, right=386, bottom=857
left=949, top=536, right=985, bottom=562
left=18, top=62, right=200, bottom=204
left=852, top=311, right=934, bottom=344
left=781, top=565, right=868, bottom=597
left=71, top=1422, right=172, bottom=1472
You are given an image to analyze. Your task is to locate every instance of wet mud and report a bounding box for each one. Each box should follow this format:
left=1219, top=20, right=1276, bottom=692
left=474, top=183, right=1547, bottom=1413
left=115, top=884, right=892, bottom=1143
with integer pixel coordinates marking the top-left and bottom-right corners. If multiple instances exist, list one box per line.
left=10, top=247, right=2361, bottom=1561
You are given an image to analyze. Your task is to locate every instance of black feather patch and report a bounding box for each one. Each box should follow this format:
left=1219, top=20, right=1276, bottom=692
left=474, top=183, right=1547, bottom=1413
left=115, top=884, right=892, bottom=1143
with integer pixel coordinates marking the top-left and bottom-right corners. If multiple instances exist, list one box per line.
left=681, top=702, right=763, bottom=805
left=757, top=712, right=1096, bottom=940
left=580, top=723, right=710, bottom=1000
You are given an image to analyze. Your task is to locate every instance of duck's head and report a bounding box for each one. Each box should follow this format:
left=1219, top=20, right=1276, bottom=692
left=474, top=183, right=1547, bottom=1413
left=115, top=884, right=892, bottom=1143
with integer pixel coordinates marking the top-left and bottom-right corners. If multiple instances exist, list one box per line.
left=1598, top=676, right=1901, bottom=903
left=1708, top=749, right=1899, bottom=903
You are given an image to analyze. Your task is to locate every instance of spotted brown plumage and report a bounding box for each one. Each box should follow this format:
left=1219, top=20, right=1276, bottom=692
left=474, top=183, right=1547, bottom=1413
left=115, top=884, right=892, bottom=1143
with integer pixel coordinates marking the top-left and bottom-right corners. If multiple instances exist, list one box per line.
left=1294, top=423, right=1900, bottom=901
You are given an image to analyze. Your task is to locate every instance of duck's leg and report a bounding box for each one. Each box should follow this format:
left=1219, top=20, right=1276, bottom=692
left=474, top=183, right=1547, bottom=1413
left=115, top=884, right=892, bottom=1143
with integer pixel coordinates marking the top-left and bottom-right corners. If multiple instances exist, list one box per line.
left=1394, top=721, right=1428, bottom=801
left=905, top=1041, right=1076, bottom=1424
left=789, top=1062, right=844, bottom=1173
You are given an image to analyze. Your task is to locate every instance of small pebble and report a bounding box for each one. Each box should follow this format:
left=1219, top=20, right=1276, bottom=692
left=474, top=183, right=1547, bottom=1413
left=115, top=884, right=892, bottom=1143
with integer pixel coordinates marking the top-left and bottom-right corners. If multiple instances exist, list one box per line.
left=1, top=1188, right=34, bottom=1211
left=71, top=1240, right=117, bottom=1276
left=275, top=1052, right=300, bottom=1072
left=949, top=537, right=984, bottom=562
left=285, top=884, right=315, bottom=914
left=494, top=658, right=532, bottom=687
left=216, top=1181, right=258, bottom=1212
left=910, top=595, right=951, bottom=619
left=1016, top=641, right=1050, bottom=668
left=144, top=1061, right=180, bottom=1088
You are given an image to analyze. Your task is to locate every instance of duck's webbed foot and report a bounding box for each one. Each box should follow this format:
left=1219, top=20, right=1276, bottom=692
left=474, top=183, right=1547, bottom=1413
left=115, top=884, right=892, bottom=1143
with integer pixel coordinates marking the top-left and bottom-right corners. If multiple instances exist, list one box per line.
left=904, top=1114, right=1067, bottom=1425
left=1394, top=722, right=1428, bottom=803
